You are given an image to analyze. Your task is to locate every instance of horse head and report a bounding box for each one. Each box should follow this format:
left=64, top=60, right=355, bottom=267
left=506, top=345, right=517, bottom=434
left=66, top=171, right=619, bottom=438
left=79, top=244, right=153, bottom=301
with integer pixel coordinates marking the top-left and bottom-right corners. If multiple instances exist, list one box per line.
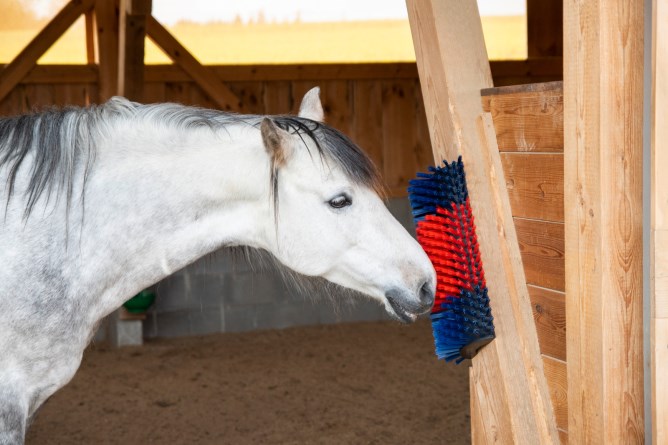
left=260, top=88, right=436, bottom=322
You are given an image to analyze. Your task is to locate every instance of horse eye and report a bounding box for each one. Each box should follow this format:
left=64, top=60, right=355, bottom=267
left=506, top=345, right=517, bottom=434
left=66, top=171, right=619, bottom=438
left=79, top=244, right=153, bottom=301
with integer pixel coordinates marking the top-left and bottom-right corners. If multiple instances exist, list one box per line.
left=328, top=194, right=352, bottom=209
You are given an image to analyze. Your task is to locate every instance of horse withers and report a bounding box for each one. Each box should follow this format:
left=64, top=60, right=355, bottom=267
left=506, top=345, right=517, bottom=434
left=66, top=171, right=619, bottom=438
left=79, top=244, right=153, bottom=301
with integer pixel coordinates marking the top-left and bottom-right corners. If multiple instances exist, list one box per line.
left=0, top=88, right=435, bottom=443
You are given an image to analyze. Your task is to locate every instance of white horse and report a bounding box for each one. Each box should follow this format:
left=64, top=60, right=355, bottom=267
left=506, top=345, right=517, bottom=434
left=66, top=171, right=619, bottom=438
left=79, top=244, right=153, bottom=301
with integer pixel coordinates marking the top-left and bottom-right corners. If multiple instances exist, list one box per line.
left=0, top=88, right=435, bottom=443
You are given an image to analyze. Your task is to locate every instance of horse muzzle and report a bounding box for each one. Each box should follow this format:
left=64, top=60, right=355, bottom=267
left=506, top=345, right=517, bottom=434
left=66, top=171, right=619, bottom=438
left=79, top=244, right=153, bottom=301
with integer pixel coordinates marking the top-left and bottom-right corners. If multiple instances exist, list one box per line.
left=384, top=282, right=435, bottom=323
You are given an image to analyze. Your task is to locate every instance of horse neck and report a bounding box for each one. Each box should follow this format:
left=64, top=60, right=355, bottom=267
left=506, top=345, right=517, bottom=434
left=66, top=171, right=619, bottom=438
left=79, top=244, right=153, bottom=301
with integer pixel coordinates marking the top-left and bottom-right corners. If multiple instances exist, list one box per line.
left=78, top=118, right=273, bottom=317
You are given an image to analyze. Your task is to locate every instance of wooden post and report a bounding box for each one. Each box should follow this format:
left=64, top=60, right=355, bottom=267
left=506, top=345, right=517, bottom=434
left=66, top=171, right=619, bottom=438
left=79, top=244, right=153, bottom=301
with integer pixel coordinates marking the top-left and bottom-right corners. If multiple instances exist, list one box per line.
left=85, top=9, right=97, bottom=64
left=564, top=0, right=645, bottom=443
left=117, top=0, right=151, bottom=100
left=406, top=1, right=559, bottom=443
left=95, top=0, right=120, bottom=102
left=650, top=0, right=668, bottom=443
left=0, top=0, right=94, bottom=103
left=527, top=0, right=563, bottom=58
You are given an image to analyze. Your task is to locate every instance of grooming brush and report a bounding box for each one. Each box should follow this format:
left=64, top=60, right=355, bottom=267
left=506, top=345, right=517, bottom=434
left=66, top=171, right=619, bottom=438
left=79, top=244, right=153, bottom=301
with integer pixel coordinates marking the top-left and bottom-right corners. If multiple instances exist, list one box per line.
left=408, top=157, right=495, bottom=363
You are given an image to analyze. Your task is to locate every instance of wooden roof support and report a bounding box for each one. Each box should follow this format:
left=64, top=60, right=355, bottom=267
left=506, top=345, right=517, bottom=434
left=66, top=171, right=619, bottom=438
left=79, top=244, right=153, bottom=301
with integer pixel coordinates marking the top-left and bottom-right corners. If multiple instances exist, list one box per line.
left=95, top=0, right=120, bottom=102
left=527, top=0, right=563, bottom=58
left=405, top=1, right=559, bottom=443
left=145, top=16, right=243, bottom=111
left=650, top=1, right=668, bottom=443
left=118, top=0, right=151, bottom=101
left=0, top=0, right=95, bottom=103
left=564, top=0, right=645, bottom=443
left=85, top=9, right=96, bottom=64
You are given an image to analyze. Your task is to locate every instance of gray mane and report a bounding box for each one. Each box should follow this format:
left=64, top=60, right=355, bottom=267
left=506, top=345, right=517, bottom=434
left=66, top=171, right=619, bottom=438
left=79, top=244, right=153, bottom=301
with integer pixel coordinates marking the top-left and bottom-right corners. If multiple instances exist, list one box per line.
left=0, top=97, right=383, bottom=218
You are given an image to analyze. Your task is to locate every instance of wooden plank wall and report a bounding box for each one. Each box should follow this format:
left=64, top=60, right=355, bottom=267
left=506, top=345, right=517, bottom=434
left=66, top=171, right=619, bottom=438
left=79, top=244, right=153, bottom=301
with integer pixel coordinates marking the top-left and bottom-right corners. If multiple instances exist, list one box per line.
left=481, top=81, right=567, bottom=443
left=0, top=64, right=431, bottom=197
left=0, top=62, right=561, bottom=198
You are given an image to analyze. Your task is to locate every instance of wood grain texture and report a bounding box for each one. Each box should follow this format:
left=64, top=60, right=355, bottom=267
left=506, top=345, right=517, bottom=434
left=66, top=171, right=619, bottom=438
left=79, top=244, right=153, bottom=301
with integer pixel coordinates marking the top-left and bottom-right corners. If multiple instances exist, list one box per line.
left=52, top=83, right=93, bottom=106
left=320, top=80, right=353, bottom=135
left=528, top=285, right=566, bottom=361
left=469, top=346, right=514, bottom=444
left=501, top=153, right=564, bottom=222
left=651, top=318, right=668, bottom=443
left=564, top=0, right=645, bottom=443
left=382, top=80, right=420, bottom=195
left=228, top=81, right=265, bottom=115
left=351, top=80, right=383, bottom=170
left=543, top=356, right=567, bottom=431
left=117, top=0, right=150, bottom=101
left=515, top=218, right=565, bottom=291
left=262, top=80, right=292, bottom=115
left=481, top=85, right=563, bottom=153
left=651, top=1, right=668, bottom=442
left=0, top=0, right=94, bottom=102
left=95, top=0, right=119, bottom=101
left=527, top=0, right=563, bottom=58
left=406, top=0, right=559, bottom=442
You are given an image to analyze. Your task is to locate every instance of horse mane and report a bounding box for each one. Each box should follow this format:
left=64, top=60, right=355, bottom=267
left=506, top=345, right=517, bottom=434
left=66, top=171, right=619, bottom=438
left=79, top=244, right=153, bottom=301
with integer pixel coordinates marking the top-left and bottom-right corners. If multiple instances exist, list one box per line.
left=0, top=97, right=384, bottom=219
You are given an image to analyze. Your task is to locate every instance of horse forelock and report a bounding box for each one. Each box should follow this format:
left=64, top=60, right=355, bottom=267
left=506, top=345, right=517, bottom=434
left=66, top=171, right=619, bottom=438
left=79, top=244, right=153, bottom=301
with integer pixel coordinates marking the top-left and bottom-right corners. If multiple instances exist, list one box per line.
left=269, top=116, right=385, bottom=198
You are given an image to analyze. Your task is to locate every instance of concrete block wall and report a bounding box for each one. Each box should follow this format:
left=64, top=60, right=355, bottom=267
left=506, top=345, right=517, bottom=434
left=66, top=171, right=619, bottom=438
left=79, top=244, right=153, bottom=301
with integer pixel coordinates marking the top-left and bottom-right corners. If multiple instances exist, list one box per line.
left=141, top=197, right=416, bottom=338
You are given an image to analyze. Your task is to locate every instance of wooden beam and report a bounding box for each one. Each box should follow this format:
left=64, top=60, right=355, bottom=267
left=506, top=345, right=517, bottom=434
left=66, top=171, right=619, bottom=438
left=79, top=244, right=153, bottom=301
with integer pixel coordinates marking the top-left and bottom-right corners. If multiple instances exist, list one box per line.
left=406, top=1, right=559, bottom=443
left=145, top=15, right=242, bottom=111
left=651, top=0, right=668, bottom=443
left=527, top=0, right=563, bottom=58
left=117, top=0, right=151, bottom=101
left=85, top=8, right=96, bottom=64
left=95, top=0, right=120, bottom=101
left=564, top=0, right=645, bottom=443
left=0, top=0, right=94, bottom=103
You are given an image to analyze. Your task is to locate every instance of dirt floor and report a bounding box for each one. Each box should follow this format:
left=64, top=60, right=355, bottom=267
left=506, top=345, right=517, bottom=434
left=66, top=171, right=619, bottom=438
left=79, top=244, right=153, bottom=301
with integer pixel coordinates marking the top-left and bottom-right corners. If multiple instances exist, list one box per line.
left=26, top=320, right=470, bottom=444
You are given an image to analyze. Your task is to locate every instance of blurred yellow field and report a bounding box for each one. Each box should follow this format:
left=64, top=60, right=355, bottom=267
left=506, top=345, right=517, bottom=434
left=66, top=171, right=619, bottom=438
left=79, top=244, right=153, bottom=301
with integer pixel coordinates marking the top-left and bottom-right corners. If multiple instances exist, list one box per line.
left=0, top=16, right=526, bottom=65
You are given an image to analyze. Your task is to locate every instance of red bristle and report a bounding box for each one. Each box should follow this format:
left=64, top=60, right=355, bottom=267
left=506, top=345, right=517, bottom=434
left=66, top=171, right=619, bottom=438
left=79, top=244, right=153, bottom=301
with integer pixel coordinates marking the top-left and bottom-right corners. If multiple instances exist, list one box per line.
left=415, top=200, right=486, bottom=315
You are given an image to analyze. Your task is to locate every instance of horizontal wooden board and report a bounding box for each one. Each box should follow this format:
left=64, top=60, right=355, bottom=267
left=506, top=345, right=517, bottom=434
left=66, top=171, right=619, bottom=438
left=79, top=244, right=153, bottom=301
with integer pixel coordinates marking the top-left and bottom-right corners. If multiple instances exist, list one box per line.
left=482, top=84, right=563, bottom=152
left=482, top=80, right=563, bottom=97
left=2, top=59, right=563, bottom=85
left=501, top=153, right=564, bottom=221
left=528, top=284, right=566, bottom=361
left=514, top=218, right=565, bottom=291
left=543, top=356, right=567, bottom=432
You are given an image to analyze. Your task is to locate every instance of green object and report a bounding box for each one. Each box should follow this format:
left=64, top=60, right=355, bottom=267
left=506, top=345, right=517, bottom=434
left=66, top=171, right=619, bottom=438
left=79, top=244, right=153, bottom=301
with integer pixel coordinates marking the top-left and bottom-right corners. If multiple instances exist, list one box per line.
left=123, top=290, right=156, bottom=313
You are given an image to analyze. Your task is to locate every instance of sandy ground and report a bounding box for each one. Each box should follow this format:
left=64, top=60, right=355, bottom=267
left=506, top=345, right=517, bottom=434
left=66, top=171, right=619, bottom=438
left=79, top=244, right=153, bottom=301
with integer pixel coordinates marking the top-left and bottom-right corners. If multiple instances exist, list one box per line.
left=26, top=320, right=470, bottom=444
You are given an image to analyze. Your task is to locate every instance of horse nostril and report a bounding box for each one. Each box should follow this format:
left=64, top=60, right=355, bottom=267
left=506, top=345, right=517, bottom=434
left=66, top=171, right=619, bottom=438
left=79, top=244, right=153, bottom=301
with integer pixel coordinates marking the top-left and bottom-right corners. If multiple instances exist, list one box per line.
left=419, top=281, right=435, bottom=307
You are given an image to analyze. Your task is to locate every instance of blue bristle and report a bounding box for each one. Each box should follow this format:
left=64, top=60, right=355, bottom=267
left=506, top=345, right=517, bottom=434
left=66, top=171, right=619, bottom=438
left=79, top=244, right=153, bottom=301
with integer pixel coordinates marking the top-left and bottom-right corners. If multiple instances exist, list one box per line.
left=408, top=158, right=469, bottom=221
left=430, top=287, right=495, bottom=363
left=407, top=156, right=496, bottom=363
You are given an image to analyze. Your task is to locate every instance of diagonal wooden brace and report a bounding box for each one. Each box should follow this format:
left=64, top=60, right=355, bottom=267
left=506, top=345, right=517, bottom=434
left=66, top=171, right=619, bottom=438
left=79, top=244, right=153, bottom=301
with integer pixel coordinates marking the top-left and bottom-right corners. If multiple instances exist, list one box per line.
left=0, top=0, right=95, bottom=103
left=406, top=1, right=559, bottom=443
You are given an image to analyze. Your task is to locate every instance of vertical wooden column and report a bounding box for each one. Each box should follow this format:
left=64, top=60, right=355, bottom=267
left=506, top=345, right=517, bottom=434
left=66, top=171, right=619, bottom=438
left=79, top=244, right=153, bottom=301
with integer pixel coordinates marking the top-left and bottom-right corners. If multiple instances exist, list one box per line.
left=95, top=0, right=119, bottom=101
left=406, top=1, right=559, bottom=443
left=564, top=0, right=645, bottom=443
left=527, top=0, right=563, bottom=58
left=651, top=1, right=668, bottom=443
left=117, top=0, right=151, bottom=100
left=85, top=9, right=96, bottom=64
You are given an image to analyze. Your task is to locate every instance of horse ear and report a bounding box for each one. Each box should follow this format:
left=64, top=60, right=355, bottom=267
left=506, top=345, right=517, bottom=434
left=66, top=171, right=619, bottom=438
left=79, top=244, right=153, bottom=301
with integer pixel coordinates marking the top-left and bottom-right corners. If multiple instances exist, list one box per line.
left=298, top=87, right=324, bottom=122
left=261, top=118, right=292, bottom=166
